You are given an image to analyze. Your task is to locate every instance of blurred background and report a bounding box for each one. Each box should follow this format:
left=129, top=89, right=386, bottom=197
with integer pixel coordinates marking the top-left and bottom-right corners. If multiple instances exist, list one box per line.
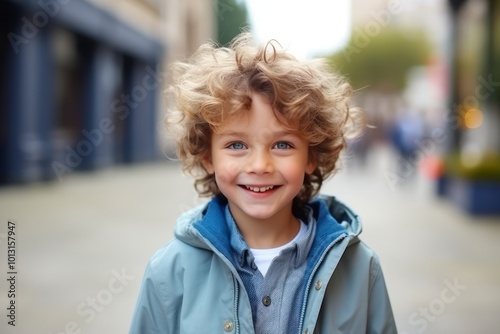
left=1, top=0, right=499, bottom=333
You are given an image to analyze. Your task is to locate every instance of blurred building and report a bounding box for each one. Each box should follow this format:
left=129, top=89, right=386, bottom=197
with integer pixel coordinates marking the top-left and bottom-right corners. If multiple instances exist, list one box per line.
left=0, top=0, right=215, bottom=184
left=448, top=0, right=500, bottom=154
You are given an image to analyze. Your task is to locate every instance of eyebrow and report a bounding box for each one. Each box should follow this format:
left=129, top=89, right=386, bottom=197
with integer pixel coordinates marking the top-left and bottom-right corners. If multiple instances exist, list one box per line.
left=217, top=131, right=247, bottom=138
left=217, top=130, right=299, bottom=138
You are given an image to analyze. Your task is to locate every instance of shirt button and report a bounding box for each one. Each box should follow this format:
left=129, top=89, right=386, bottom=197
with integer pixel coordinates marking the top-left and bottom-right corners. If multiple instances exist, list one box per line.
left=315, top=280, right=322, bottom=291
left=223, top=320, right=234, bottom=332
left=262, top=295, right=272, bottom=306
left=304, top=328, right=309, bottom=334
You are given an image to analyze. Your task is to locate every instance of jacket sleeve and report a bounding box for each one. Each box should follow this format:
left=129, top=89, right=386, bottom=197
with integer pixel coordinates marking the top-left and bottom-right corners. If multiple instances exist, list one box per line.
left=129, top=242, right=185, bottom=334
left=129, top=261, right=169, bottom=334
left=366, top=257, right=398, bottom=334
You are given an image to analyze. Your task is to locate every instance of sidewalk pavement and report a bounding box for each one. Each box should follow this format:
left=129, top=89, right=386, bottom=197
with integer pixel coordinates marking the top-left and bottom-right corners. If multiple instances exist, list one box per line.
left=0, top=145, right=499, bottom=334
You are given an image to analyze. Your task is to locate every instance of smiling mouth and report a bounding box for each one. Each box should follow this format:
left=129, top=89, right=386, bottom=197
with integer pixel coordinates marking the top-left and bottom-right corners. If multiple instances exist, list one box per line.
left=242, top=185, right=277, bottom=193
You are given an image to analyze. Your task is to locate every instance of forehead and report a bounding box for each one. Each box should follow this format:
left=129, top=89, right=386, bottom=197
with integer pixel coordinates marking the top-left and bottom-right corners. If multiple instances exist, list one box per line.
left=213, top=112, right=301, bottom=140
left=214, top=93, right=298, bottom=135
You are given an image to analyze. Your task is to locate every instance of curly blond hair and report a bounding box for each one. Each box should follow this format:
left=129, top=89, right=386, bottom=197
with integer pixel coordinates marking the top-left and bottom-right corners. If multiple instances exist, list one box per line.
left=166, top=32, right=363, bottom=205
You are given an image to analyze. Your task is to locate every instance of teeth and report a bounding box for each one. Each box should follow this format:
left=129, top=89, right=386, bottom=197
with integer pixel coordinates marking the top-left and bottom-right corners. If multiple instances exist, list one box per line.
left=245, top=185, right=274, bottom=193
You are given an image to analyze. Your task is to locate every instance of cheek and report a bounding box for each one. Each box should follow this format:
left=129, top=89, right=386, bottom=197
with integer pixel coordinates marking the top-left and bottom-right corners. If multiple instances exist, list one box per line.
left=285, top=159, right=310, bottom=183
left=214, top=160, right=242, bottom=184
left=284, top=164, right=307, bottom=183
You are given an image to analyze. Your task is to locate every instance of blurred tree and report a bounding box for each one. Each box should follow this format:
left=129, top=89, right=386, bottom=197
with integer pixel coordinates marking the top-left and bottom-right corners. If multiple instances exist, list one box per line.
left=327, top=28, right=432, bottom=92
left=216, top=0, right=250, bottom=46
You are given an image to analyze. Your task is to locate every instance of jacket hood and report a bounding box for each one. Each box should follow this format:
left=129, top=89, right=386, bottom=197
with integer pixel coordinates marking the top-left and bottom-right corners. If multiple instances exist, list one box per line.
left=174, top=194, right=363, bottom=250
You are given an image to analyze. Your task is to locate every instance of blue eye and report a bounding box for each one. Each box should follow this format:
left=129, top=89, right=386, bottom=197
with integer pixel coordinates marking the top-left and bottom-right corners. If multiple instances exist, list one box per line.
left=228, top=142, right=246, bottom=150
left=274, top=142, right=292, bottom=149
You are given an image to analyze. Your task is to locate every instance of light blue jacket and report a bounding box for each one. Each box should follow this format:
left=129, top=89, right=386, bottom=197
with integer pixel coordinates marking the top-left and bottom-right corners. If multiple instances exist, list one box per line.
left=129, top=195, right=397, bottom=334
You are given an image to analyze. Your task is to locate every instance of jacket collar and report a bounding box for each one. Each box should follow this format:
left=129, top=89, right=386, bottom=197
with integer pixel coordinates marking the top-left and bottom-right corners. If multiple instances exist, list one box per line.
left=174, top=194, right=362, bottom=263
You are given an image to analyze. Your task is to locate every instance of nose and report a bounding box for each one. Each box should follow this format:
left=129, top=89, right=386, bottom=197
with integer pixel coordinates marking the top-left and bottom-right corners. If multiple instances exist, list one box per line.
left=246, top=149, right=274, bottom=174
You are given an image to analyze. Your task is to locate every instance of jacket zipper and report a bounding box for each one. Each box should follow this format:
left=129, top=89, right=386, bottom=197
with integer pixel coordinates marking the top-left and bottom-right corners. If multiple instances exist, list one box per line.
left=233, top=275, right=240, bottom=334
left=298, top=234, right=347, bottom=333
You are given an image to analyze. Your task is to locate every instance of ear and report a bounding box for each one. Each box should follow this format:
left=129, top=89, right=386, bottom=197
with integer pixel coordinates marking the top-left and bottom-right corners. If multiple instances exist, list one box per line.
left=305, top=159, right=317, bottom=175
left=201, top=153, right=214, bottom=174
left=305, top=150, right=317, bottom=175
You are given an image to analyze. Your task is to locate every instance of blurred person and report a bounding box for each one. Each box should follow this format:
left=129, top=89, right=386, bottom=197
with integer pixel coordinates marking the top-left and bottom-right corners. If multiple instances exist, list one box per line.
left=390, top=106, right=425, bottom=163
left=129, top=32, right=397, bottom=334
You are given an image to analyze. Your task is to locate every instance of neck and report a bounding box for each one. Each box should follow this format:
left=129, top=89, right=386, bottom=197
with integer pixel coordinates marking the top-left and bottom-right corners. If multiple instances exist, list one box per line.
left=229, top=203, right=300, bottom=249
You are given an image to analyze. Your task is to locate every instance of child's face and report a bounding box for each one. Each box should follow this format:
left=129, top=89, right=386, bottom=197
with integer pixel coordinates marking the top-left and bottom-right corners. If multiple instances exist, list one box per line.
left=202, top=93, right=316, bottom=224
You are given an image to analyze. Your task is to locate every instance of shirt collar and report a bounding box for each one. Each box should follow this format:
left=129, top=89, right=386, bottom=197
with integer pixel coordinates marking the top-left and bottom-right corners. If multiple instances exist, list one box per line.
left=224, top=204, right=316, bottom=269
left=225, top=205, right=253, bottom=268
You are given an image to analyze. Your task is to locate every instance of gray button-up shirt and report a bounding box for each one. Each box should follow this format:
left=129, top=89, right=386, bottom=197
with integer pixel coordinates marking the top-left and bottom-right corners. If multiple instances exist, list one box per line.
left=225, top=205, right=316, bottom=334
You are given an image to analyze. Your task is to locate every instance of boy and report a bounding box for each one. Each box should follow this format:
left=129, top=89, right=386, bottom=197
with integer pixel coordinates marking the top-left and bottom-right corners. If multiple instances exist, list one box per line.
left=129, top=33, right=397, bottom=333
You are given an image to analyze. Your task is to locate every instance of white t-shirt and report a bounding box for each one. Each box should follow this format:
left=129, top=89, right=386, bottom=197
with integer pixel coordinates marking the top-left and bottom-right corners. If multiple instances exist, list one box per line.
left=250, top=220, right=308, bottom=277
